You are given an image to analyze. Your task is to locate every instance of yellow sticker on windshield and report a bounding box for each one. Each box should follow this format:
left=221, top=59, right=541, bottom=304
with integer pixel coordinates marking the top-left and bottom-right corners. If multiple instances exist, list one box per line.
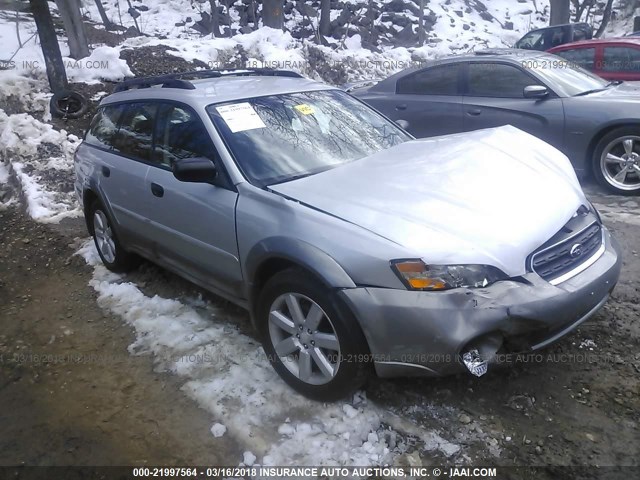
left=294, top=104, right=315, bottom=115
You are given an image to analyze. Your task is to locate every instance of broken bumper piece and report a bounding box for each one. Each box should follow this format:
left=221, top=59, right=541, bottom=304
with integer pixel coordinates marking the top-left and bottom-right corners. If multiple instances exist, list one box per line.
left=338, top=226, right=622, bottom=378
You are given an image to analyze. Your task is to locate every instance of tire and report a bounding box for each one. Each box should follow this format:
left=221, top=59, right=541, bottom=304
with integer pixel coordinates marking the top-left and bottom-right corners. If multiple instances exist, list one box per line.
left=592, top=127, right=640, bottom=195
left=257, top=268, right=371, bottom=401
left=50, top=90, right=88, bottom=119
left=89, top=201, right=139, bottom=273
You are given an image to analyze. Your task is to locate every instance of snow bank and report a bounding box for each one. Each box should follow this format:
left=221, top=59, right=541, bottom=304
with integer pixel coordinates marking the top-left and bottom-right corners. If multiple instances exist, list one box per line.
left=0, top=109, right=81, bottom=222
left=76, top=240, right=464, bottom=468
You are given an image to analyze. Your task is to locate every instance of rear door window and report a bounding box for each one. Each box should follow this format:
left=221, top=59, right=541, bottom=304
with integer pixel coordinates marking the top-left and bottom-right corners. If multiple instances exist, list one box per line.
left=112, top=103, right=158, bottom=162
left=554, top=47, right=596, bottom=70
left=396, top=64, right=460, bottom=95
left=84, top=105, right=125, bottom=149
left=601, top=46, right=640, bottom=72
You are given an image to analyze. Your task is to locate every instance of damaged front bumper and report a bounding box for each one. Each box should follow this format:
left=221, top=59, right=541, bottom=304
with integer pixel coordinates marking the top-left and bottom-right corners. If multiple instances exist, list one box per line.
left=338, top=227, right=622, bottom=378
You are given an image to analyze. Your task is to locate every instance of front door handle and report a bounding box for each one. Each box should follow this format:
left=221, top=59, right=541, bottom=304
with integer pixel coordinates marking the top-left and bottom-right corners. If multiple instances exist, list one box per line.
left=101, top=166, right=110, bottom=177
left=467, top=109, right=482, bottom=116
left=150, top=182, right=164, bottom=198
left=396, top=104, right=407, bottom=111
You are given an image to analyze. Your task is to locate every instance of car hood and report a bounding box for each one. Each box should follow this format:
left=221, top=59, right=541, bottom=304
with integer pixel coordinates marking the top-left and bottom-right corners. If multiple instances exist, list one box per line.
left=270, top=126, right=587, bottom=277
left=585, top=81, right=640, bottom=99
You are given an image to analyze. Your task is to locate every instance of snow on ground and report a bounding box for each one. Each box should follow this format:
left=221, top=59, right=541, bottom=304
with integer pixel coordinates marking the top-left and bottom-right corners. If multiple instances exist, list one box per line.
left=0, top=71, right=81, bottom=223
left=1, top=11, right=131, bottom=83
left=75, top=239, right=466, bottom=468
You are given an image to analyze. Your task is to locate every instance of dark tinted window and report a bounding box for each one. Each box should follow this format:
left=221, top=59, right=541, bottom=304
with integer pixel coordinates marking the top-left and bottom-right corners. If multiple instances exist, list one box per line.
left=85, top=105, right=124, bottom=149
left=396, top=64, right=459, bottom=95
left=555, top=47, right=596, bottom=70
left=155, top=105, right=216, bottom=168
left=601, top=46, right=640, bottom=72
left=112, top=103, right=157, bottom=162
left=467, top=63, right=538, bottom=98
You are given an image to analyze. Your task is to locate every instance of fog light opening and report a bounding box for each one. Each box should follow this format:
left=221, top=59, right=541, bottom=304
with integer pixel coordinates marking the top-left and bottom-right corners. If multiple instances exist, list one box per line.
left=462, top=349, right=488, bottom=377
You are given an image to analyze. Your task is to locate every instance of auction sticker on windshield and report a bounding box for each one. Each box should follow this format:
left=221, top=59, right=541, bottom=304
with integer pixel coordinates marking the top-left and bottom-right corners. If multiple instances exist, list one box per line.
left=216, top=103, right=266, bottom=133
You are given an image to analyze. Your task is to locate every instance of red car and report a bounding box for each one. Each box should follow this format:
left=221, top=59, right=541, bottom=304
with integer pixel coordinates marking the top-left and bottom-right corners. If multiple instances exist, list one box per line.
left=548, top=37, right=640, bottom=81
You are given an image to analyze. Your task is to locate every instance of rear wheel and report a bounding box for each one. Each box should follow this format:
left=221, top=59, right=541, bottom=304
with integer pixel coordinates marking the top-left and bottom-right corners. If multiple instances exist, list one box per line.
left=593, top=127, right=640, bottom=195
left=257, top=268, right=371, bottom=401
left=89, top=201, right=138, bottom=272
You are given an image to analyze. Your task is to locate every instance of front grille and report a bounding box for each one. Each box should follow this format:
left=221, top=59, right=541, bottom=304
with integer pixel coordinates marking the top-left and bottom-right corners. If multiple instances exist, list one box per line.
left=531, top=223, right=602, bottom=282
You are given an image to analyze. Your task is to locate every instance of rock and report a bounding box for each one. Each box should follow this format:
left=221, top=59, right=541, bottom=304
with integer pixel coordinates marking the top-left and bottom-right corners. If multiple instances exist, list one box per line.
left=586, top=433, right=597, bottom=442
left=504, top=21, right=514, bottom=30
left=535, top=446, right=543, bottom=455
left=459, top=413, right=472, bottom=425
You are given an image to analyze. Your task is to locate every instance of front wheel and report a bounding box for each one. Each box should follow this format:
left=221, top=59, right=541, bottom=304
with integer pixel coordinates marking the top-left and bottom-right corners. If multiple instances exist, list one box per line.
left=593, top=127, right=640, bottom=195
left=257, top=269, right=371, bottom=401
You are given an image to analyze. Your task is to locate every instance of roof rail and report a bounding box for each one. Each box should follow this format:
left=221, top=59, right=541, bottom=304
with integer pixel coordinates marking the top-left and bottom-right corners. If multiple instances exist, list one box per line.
left=474, top=48, right=518, bottom=56
left=114, top=68, right=304, bottom=92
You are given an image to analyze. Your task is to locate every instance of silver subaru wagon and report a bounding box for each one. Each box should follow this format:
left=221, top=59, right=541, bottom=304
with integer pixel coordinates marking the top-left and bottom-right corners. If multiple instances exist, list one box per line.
left=75, top=69, right=622, bottom=401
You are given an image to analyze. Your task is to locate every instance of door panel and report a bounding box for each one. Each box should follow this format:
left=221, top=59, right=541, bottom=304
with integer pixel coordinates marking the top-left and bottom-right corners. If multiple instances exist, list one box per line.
left=143, top=168, right=242, bottom=295
left=462, top=96, right=565, bottom=148
left=137, top=102, right=243, bottom=296
left=388, top=94, right=464, bottom=138
left=390, top=62, right=465, bottom=138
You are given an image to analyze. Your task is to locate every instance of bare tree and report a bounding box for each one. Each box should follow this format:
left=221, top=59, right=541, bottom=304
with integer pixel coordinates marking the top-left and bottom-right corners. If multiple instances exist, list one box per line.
left=319, top=0, right=330, bottom=37
left=208, top=0, right=222, bottom=37
left=595, top=0, right=616, bottom=37
left=417, top=0, right=425, bottom=46
left=262, top=0, right=283, bottom=30
left=549, top=0, right=570, bottom=25
left=29, top=0, right=68, bottom=94
left=55, top=0, right=90, bottom=59
left=93, top=0, right=115, bottom=30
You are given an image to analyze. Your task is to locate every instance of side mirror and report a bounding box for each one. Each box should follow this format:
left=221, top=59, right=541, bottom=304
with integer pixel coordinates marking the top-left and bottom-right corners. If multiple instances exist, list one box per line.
left=172, top=157, right=217, bottom=183
left=523, top=85, right=549, bottom=99
left=396, top=119, right=410, bottom=130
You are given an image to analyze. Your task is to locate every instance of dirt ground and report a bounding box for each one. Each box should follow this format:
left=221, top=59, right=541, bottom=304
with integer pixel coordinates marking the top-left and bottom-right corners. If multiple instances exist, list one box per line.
left=0, top=206, right=241, bottom=466
left=0, top=180, right=638, bottom=476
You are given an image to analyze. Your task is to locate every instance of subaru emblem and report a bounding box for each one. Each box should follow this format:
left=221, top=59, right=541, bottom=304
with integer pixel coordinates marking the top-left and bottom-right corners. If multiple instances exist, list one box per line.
left=570, top=243, right=583, bottom=258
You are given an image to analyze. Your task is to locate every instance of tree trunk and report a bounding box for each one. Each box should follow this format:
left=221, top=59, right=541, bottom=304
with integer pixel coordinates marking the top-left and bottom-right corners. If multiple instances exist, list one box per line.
left=208, top=0, right=222, bottom=37
left=55, top=0, right=90, bottom=59
left=595, top=0, right=615, bottom=37
left=549, top=0, right=570, bottom=25
left=417, top=0, right=425, bottom=46
left=262, top=0, right=283, bottom=30
left=29, top=0, right=68, bottom=94
left=94, top=0, right=115, bottom=30
left=319, top=0, right=330, bottom=36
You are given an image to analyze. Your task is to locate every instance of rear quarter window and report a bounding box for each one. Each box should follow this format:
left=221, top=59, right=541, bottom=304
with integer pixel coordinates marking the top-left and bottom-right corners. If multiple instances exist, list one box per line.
left=84, top=104, right=125, bottom=149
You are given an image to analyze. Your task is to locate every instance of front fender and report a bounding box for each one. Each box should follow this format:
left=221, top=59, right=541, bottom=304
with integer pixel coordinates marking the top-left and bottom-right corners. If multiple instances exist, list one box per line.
left=244, top=236, right=356, bottom=304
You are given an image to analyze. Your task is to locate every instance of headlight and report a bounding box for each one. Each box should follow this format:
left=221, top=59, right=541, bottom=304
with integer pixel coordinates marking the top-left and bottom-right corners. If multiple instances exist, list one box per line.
left=391, top=260, right=508, bottom=291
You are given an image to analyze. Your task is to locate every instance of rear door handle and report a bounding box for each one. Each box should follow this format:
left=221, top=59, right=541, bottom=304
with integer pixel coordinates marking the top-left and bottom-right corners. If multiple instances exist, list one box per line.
left=467, top=109, right=482, bottom=116
left=101, top=166, right=110, bottom=177
left=150, top=182, right=164, bottom=198
left=396, top=104, right=407, bottom=111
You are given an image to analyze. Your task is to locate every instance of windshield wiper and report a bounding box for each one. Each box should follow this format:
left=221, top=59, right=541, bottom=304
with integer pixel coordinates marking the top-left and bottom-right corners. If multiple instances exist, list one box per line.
left=574, top=80, right=623, bottom=97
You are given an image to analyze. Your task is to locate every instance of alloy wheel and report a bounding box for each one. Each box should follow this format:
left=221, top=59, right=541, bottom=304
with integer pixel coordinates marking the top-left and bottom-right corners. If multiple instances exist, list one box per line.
left=600, top=135, right=640, bottom=192
left=93, top=210, right=116, bottom=263
left=268, top=293, right=341, bottom=385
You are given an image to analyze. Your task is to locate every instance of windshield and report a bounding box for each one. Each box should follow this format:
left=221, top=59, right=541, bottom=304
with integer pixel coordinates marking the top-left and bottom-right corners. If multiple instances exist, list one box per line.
left=207, top=89, right=410, bottom=186
left=526, top=59, right=609, bottom=96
